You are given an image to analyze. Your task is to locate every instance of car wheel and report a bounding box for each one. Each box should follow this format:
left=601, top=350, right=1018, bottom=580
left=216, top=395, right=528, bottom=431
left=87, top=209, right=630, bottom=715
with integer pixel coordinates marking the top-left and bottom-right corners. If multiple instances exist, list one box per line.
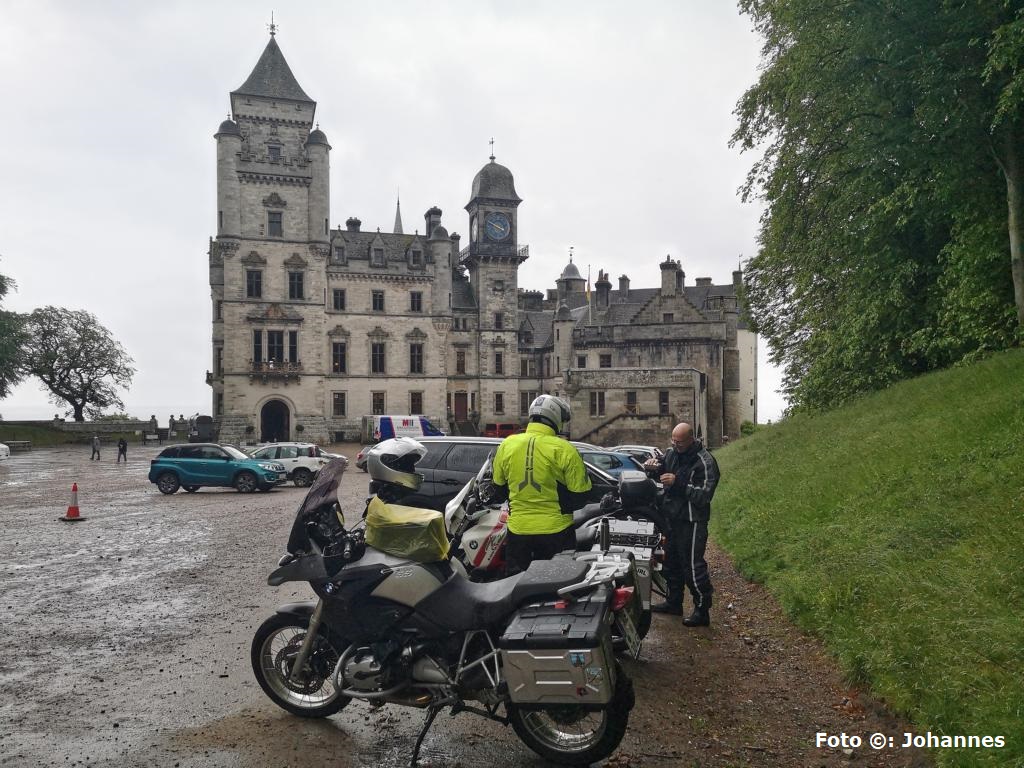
left=184, top=485, right=199, bottom=493
left=292, top=468, right=313, bottom=487
left=235, top=471, right=258, bottom=493
left=157, top=472, right=180, bottom=495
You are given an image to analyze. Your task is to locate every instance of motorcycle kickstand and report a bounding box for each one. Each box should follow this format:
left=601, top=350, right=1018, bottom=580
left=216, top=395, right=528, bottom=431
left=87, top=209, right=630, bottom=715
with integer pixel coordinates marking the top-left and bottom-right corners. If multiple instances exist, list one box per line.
left=409, top=701, right=447, bottom=767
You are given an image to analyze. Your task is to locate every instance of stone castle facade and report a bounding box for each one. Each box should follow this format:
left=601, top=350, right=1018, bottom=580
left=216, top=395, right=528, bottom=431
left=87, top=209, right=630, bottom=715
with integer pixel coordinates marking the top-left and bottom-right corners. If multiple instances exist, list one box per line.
left=208, top=34, right=756, bottom=448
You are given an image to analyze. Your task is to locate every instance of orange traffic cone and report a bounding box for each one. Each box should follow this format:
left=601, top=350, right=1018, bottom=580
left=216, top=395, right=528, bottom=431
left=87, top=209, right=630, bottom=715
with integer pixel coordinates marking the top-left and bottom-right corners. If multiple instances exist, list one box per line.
left=59, top=483, right=86, bottom=522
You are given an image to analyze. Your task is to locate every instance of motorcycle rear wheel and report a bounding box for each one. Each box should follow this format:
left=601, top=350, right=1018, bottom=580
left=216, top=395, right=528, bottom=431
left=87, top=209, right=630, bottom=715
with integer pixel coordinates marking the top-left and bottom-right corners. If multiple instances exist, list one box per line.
left=509, top=663, right=634, bottom=765
left=250, top=613, right=350, bottom=718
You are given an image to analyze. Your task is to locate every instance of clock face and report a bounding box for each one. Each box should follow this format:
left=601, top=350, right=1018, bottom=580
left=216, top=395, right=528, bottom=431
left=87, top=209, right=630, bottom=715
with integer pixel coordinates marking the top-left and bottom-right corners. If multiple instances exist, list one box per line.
left=470, top=215, right=478, bottom=241
left=484, top=212, right=511, bottom=242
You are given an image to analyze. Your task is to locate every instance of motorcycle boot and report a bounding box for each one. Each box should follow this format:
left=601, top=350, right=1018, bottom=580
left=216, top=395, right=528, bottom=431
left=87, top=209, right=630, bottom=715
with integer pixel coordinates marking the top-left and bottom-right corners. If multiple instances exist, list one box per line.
left=682, top=596, right=711, bottom=627
left=651, top=584, right=683, bottom=615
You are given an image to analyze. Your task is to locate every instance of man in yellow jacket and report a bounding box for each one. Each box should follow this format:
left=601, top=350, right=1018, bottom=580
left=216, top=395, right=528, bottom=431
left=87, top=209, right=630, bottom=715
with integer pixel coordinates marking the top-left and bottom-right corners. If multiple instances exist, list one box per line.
left=492, top=395, right=592, bottom=573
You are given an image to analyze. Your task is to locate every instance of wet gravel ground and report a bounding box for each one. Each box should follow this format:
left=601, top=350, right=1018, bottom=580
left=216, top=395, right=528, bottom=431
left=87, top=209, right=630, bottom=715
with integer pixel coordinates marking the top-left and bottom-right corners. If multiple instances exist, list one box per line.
left=0, top=444, right=931, bottom=768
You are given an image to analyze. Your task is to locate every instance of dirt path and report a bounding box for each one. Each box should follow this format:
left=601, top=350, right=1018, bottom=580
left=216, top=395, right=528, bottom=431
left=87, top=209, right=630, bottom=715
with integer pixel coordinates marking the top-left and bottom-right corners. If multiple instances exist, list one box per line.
left=0, top=445, right=930, bottom=767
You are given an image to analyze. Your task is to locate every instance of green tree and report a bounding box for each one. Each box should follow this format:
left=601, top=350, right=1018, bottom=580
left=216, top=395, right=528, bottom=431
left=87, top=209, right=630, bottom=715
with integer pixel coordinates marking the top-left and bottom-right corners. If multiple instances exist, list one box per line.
left=0, top=265, right=28, bottom=398
left=24, top=307, right=136, bottom=422
left=733, top=0, right=1022, bottom=410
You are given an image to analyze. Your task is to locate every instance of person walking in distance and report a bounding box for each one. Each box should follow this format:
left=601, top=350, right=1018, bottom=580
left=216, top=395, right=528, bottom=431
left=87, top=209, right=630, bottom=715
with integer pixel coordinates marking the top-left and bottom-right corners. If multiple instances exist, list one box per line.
left=645, top=422, right=720, bottom=627
left=490, top=395, right=592, bottom=573
left=90, top=435, right=101, bottom=461
left=117, top=437, right=128, bottom=463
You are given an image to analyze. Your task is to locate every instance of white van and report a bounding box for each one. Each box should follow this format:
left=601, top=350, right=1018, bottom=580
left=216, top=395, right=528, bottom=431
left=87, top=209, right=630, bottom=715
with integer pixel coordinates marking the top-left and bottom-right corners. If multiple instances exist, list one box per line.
left=361, top=415, right=446, bottom=443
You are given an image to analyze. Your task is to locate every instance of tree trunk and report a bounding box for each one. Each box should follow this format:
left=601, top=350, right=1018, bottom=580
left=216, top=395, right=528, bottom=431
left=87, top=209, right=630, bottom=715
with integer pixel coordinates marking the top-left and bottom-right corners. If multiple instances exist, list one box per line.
left=1002, top=130, right=1024, bottom=330
left=73, top=405, right=85, bottom=422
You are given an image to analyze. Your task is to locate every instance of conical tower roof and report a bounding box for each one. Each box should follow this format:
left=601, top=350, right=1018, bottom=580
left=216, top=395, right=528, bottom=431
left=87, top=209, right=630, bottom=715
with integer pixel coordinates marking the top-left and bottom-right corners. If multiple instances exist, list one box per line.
left=232, top=36, right=314, bottom=104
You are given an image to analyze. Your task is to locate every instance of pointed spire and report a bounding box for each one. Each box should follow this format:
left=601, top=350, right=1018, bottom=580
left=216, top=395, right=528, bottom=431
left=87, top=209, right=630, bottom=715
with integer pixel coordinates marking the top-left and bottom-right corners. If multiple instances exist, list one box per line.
left=233, top=34, right=314, bottom=104
left=393, top=192, right=404, bottom=234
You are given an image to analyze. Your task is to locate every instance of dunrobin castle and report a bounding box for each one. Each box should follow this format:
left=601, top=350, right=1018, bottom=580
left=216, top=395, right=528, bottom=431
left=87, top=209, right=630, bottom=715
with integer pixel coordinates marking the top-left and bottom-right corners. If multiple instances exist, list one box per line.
left=208, top=33, right=757, bottom=448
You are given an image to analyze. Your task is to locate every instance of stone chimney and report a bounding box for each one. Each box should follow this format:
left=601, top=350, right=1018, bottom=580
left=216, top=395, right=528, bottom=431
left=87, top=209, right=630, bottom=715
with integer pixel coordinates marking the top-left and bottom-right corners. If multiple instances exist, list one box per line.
left=424, top=206, right=442, bottom=238
left=595, top=269, right=611, bottom=309
left=660, top=256, right=679, bottom=297
left=618, top=274, right=630, bottom=297
left=346, top=216, right=361, bottom=232
left=696, top=277, right=712, bottom=287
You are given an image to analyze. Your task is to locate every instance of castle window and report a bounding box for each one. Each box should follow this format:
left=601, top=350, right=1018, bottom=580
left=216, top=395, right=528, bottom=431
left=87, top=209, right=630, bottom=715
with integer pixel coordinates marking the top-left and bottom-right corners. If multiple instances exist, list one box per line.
left=494, top=393, right=505, bottom=414
left=371, top=247, right=385, bottom=267
left=268, top=211, right=283, bottom=237
left=215, top=347, right=223, bottom=376
left=625, top=391, right=638, bottom=415
left=494, top=313, right=504, bottom=330
left=494, top=279, right=504, bottom=292
left=288, top=331, right=298, bottom=363
left=246, top=270, right=262, bottom=298
left=372, top=290, right=385, bottom=312
left=410, top=391, right=423, bottom=415
left=494, top=351, right=504, bottom=375
left=215, top=300, right=222, bottom=320
left=332, top=342, right=347, bottom=373
left=371, top=342, right=386, bottom=374
left=590, top=391, right=605, bottom=417
left=659, top=391, right=670, bottom=416
left=410, top=292, right=423, bottom=312
left=252, top=330, right=262, bottom=363
left=521, top=391, right=538, bottom=415
left=372, top=392, right=386, bottom=415
left=577, top=355, right=586, bottom=368
left=332, top=392, right=347, bottom=417
left=333, top=246, right=346, bottom=263
left=288, top=271, right=304, bottom=300
left=456, top=350, right=466, bottom=375
left=411, top=250, right=422, bottom=268
left=267, top=331, right=284, bottom=363
left=268, top=145, right=281, bottom=161
left=599, top=354, right=612, bottom=368
left=333, top=289, right=346, bottom=311
left=409, top=344, right=424, bottom=374
left=663, top=313, right=674, bottom=323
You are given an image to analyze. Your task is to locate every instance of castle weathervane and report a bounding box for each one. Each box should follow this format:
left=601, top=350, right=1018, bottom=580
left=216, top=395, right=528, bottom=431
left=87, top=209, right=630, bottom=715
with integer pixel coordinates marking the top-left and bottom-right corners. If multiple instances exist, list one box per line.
left=268, top=12, right=278, bottom=37
left=489, top=137, right=495, bottom=161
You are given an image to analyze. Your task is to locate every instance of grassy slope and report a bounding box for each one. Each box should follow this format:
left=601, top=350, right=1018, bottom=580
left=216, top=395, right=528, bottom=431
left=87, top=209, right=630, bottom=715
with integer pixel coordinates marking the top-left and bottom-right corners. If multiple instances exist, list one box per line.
left=712, top=349, right=1024, bottom=768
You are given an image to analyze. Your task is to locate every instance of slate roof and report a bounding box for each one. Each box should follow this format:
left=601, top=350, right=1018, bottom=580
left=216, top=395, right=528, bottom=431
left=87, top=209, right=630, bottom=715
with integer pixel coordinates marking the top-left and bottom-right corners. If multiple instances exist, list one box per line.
left=233, top=36, right=314, bottom=104
left=469, top=159, right=521, bottom=203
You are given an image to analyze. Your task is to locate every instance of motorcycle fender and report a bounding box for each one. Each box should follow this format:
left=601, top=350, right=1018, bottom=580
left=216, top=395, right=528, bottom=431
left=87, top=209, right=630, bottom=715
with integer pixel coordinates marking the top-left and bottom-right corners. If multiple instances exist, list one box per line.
left=273, top=601, right=318, bottom=620
left=268, top=555, right=328, bottom=586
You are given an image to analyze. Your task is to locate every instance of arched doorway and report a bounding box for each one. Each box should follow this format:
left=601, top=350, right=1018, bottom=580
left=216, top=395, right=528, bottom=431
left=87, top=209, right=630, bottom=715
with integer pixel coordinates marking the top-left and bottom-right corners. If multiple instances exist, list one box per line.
left=260, top=400, right=290, bottom=442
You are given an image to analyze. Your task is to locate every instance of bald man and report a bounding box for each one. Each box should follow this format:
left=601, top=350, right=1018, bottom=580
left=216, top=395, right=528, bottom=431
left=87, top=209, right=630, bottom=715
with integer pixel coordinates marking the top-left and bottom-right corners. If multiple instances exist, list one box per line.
left=644, top=422, right=720, bottom=627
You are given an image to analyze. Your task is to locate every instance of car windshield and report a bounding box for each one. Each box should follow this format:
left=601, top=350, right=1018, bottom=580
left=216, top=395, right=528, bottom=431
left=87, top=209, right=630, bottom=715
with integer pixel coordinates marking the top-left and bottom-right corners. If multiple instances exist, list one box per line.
left=223, top=445, right=249, bottom=460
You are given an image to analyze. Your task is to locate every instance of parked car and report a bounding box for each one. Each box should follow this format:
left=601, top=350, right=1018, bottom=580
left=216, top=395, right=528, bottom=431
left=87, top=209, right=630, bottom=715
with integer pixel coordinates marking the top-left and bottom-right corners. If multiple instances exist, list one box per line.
left=610, top=444, right=666, bottom=464
left=247, top=442, right=331, bottom=487
left=481, top=422, right=520, bottom=438
left=393, top=436, right=618, bottom=512
left=575, top=448, right=647, bottom=478
left=148, top=443, right=286, bottom=494
left=0, top=442, right=9, bottom=461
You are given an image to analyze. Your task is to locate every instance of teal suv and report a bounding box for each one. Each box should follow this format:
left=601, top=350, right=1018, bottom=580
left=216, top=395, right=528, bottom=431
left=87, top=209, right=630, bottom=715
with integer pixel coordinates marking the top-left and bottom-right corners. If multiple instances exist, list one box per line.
left=149, top=443, right=287, bottom=494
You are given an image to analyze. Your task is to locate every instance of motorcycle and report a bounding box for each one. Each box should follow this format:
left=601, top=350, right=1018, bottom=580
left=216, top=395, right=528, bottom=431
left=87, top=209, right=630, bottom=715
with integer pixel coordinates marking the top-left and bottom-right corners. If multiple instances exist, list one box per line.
left=251, top=456, right=637, bottom=766
left=445, top=457, right=670, bottom=642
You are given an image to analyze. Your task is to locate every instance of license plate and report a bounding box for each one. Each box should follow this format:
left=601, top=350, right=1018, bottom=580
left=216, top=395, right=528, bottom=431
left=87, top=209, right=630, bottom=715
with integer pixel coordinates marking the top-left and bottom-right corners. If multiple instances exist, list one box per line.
left=617, top=606, right=642, bottom=660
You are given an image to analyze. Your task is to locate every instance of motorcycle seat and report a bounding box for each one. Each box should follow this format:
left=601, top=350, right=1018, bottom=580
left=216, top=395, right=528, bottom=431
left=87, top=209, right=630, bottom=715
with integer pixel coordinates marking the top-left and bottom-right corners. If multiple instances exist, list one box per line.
left=571, top=502, right=605, bottom=528
left=415, top=558, right=590, bottom=631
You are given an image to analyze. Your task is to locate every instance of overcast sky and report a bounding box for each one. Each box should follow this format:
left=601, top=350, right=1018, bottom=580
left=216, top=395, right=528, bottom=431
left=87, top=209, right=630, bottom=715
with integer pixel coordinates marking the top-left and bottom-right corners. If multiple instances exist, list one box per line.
left=0, top=0, right=786, bottom=423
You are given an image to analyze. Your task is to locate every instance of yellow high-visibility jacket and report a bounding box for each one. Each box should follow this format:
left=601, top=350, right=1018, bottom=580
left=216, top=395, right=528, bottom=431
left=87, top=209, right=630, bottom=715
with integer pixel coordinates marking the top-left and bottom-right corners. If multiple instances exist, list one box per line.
left=492, top=422, right=592, bottom=535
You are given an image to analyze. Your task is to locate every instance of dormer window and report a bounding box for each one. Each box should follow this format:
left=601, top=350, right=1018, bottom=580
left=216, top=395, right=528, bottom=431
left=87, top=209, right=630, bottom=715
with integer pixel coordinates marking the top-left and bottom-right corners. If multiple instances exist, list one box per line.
left=333, top=246, right=346, bottom=264
left=268, top=145, right=281, bottom=161
left=411, top=250, right=422, bottom=268
left=371, top=248, right=385, bottom=267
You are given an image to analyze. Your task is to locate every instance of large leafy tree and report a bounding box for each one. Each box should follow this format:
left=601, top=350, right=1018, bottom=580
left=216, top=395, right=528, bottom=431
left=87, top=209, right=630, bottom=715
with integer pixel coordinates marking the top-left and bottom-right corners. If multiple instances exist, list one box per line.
left=24, top=307, right=136, bottom=422
left=733, top=0, right=1023, bottom=410
left=0, top=266, right=28, bottom=399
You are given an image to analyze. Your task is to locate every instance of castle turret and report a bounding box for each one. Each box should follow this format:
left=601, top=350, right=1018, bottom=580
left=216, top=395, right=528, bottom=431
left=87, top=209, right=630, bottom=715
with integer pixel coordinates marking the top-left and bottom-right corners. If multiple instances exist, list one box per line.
left=429, top=214, right=452, bottom=315
left=215, top=119, right=242, bottom=237
left=306, top=127, right=331, bottom=243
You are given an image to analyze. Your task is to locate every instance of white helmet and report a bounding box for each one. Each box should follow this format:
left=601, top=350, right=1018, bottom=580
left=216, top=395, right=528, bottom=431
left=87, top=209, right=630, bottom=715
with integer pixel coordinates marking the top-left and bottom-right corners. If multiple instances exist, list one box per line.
left=366, top=437, right=426, bottom=490
left=529, top=394, right=571, bottom=433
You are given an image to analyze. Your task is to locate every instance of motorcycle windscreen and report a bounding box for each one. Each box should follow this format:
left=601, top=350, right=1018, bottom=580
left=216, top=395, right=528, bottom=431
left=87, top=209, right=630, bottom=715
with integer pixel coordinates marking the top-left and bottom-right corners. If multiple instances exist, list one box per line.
left=286, top=456, right=349, bottom=554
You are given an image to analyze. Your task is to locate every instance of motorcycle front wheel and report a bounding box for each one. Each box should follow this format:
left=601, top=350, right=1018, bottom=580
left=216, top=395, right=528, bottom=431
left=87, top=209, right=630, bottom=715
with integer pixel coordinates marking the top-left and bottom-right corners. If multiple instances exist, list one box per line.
left=250, top=613, right=350, bottom=718
left=509, top=663, right=634, bottom=765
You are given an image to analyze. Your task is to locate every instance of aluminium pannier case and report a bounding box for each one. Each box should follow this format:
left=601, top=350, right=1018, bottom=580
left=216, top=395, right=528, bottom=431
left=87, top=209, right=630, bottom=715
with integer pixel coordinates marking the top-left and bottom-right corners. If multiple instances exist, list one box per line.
left=498, top=588, right=615, bottom=705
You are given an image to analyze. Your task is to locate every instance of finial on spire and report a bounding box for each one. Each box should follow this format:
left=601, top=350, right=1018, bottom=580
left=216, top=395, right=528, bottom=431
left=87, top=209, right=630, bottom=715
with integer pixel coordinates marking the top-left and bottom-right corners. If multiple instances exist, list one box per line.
left=268, top=12, right=278, bottom=37
left=569, top=246, right=574, bottom=263
left=489, top=137, right=495, bottom=162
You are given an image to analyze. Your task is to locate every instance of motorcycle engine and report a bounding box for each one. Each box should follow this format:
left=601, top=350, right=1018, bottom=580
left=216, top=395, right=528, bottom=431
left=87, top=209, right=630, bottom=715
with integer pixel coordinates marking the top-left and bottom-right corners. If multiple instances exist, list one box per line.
left=342, top=649, right=390, bottom=692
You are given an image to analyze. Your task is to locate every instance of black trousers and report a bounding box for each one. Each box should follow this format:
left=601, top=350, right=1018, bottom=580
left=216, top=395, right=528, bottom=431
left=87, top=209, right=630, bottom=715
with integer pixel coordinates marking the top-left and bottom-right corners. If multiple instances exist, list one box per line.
left=664, top=519, right=713, bottom=609
left=505, top=527, right=576, bottom=574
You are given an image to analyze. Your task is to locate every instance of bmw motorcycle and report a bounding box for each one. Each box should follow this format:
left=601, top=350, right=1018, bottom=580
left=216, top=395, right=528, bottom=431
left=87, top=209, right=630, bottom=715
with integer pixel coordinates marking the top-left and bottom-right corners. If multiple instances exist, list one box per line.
left=251, top=456, right=637, bottom=766
left=445, top=457, right=670, bottom=640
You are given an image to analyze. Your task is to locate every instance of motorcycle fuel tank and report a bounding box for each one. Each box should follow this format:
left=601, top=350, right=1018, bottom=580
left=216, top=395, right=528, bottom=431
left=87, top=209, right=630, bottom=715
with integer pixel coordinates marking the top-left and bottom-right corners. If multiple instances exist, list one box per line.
left=366, top=548, right=446, bottom=607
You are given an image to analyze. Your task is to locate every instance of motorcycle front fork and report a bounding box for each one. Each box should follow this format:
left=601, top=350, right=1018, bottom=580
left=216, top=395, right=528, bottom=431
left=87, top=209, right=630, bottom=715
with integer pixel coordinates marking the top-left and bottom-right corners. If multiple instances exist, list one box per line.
left=288, top=599, right=325, bottom=683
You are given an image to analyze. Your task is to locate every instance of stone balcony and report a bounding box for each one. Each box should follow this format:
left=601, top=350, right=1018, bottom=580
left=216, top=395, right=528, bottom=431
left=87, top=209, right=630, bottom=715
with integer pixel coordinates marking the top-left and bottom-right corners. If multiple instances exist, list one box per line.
left=248, top=360, right=302, bottom=384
